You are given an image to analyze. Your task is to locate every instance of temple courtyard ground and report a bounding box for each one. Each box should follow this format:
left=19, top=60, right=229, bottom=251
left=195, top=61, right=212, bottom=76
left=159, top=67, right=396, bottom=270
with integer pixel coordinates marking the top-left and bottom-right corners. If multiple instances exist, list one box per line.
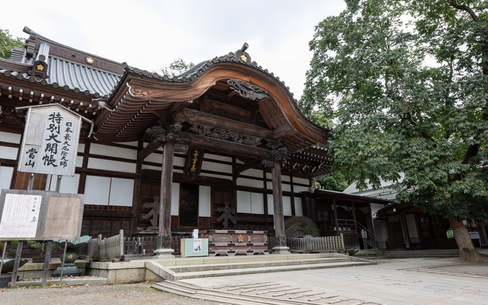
left=1, top=256, right=487, bottom=305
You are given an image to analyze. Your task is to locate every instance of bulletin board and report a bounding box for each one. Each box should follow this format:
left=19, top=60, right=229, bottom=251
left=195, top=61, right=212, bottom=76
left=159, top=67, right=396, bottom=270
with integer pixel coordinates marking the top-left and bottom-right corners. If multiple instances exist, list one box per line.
left=0, top=189, right=84, bottom=241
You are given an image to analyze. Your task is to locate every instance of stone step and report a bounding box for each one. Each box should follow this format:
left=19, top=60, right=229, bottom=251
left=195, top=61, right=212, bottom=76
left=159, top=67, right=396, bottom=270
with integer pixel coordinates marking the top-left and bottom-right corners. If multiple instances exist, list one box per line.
left=155, top=252, right=346, bottom=267
left=153, top=280, right=377, bottom=305
left=168, top=257, right=354, bottom=273
left=171, top=260, right=372, bottom=280
left=152, top=281, right=198, bottom=298
left=146, top=253, right=375, bottom=281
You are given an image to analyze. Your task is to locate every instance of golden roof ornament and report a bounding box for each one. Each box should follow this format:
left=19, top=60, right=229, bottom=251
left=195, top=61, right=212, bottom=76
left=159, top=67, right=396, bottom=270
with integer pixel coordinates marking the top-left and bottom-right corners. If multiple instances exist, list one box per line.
left=235, top=43, right=251, bottom=63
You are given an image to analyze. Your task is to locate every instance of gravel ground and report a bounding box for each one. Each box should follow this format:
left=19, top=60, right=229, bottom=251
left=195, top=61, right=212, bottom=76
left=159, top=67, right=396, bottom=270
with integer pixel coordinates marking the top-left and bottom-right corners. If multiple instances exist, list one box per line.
left=0, top=282, right=227, bottom=305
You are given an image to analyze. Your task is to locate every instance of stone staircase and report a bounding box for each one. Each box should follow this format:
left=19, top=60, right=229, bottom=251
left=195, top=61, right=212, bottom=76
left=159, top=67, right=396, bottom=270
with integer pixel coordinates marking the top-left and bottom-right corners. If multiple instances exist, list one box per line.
left=146, top=253, right=374, bottom=281
left=153, top=280, right=381, bottom=305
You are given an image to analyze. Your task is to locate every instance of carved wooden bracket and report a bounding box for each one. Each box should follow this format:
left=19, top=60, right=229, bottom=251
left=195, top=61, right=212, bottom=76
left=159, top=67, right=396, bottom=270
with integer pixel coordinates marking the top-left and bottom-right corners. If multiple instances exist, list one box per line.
left=227, top=79, right=269, bottom=101
left=191, top=125, right=262, bottom=147
left=139, top=124, right=183, bottom=160
left=262, top=147, right=288, bottom=168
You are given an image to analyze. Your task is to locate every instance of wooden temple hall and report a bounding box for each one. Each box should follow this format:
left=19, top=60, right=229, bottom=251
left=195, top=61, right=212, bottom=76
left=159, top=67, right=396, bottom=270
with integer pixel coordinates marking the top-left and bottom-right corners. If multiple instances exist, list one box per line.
left=0, top=27, right=382, bottom=255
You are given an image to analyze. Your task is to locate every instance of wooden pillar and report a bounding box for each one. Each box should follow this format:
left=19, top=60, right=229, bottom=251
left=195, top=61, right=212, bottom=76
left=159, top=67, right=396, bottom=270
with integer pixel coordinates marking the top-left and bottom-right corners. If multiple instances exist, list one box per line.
left=398, top=211, right=411, bottom=249
left=271, top=161, right=289, bottom=253
left=154, top=140, right=175, bottom=257
left=333, top=198, right=339, bottom=236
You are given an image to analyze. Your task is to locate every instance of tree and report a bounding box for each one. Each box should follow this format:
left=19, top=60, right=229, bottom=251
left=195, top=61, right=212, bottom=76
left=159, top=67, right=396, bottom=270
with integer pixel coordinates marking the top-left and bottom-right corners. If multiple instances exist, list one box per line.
left=0, top=28, right=24, bottom=59
left=315, top=172, right=350, bottom=192
left=160, top=58, right=195, bottom=76
left=302, top=0, right=488, bottom=261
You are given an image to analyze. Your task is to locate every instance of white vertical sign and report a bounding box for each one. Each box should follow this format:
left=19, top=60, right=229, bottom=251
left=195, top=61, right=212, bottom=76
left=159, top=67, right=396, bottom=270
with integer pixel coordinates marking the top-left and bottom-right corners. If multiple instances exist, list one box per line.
left=18, top=105, right=81, bottom=176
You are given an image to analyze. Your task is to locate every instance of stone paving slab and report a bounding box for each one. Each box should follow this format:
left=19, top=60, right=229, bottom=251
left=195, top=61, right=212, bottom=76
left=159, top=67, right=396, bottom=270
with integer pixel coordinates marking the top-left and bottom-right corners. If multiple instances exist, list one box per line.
left=183, top=257, right=488, bottom=305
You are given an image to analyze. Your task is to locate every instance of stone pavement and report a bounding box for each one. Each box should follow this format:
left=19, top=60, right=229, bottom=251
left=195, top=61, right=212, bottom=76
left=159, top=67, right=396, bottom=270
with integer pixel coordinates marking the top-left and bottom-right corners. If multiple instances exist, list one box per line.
left=182, top=257, right=488, bottom=305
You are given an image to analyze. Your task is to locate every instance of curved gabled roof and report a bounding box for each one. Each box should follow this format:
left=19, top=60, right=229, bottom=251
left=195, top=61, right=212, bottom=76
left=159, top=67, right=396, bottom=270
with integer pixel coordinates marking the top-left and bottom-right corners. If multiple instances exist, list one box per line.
left=95, top=51, right=329, bottom=154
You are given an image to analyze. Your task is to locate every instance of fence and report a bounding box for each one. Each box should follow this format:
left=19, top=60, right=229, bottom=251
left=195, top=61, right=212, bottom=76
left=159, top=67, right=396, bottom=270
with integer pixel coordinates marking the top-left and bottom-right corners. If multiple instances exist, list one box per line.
left=98, top=230, right=124, bottom=261
left=79, top=230, right=192, bottom=261
left=287, top=233, right=345, bottom=253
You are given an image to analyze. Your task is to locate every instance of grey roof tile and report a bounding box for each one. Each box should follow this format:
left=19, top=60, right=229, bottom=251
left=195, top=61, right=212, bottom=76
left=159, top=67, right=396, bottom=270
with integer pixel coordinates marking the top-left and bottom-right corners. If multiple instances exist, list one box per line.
left=47, top=57, right=120, bottom=97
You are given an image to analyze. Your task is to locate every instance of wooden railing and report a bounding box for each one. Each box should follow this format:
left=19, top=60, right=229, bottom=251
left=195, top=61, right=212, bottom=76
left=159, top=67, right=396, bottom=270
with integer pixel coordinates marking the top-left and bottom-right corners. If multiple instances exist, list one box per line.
left=124, top=235, right=158, bottom=255
left=79, top=230, right=193, bottom=261
left=287, top=233, right=345, bottom=253
left=98, top=230, right=124, bottom=261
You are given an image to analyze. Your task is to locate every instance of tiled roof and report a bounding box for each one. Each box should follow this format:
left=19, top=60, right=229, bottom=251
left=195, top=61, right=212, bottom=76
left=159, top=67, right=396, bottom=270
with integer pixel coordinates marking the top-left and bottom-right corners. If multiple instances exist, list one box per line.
left=120, top=52, right=329, bottom=133
left=0, top=56, right=120, bottom=98
left=47, top=57, right=120, bottom=96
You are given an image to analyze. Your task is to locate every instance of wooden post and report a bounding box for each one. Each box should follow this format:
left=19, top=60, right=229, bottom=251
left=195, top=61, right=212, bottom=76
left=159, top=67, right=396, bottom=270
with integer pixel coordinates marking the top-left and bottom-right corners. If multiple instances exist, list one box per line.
left=332, top=198, right=339, bottom=236
left=10, top=173, right=35, bottom=287
left=27, top=173, right=34, bottom=191
left=10, top=242, right=23, bottom=287
left=58, top=241, right=68, bottom=282
left=0, top=241, right=7, bottom=274
left=55, top=175, right=62, bottom=193
left=154, top=140, right=175, bottom=258
left=41, top=241, right=53, bottom=286
left=271, top=161, right=289, bottom=254
left=398, top=211, right=411, bottom=249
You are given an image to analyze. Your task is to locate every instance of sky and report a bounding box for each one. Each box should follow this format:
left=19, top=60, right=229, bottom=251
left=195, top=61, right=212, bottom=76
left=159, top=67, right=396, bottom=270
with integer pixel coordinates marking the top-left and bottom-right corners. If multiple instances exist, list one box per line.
left=3, top=0, right=346, bottom=98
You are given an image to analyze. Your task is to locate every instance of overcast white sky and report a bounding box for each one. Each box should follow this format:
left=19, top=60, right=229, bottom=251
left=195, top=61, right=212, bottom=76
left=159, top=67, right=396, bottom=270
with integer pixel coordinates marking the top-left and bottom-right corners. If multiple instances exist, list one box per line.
left=3, top=0, right=346, bottom=98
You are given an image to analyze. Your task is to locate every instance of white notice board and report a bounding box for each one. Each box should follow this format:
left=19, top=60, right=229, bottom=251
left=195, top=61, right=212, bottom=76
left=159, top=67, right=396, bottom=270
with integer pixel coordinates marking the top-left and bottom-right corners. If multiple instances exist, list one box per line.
left=0, top=193, right=42, bottom=238
left=0, top=190, right=84, bottom=241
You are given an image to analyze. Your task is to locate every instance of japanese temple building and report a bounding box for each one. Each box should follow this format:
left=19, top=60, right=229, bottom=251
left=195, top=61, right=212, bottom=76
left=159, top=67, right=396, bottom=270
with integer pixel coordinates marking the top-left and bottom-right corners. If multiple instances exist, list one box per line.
left=0, top=27, right=390, bottom=254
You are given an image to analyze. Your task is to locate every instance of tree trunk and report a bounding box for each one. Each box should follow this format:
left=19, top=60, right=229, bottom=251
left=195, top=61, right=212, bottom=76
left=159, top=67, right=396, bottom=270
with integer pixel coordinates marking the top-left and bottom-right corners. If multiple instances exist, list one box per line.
left=449, top=218, right=478, bottom=262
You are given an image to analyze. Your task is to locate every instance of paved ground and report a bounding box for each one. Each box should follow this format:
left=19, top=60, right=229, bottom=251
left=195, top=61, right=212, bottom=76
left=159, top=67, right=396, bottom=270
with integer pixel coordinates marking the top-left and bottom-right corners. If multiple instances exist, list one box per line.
left=183, top=257, right=488, bottom=305
left=1, top=257, right=487, bottom=305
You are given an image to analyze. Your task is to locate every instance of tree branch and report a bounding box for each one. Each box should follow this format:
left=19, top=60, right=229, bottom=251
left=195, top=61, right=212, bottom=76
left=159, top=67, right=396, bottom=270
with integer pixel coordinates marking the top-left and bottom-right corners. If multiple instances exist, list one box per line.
left=449, top=0, right=479, bottom=22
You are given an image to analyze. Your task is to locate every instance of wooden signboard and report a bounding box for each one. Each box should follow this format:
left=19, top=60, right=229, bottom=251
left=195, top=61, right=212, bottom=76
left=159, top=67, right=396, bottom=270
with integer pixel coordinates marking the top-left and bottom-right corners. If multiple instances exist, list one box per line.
left=17, top=104, right=83, bottom=176
left=0, top=190, right=84, bottom=241
left=184, top=149, right=204, bottom=175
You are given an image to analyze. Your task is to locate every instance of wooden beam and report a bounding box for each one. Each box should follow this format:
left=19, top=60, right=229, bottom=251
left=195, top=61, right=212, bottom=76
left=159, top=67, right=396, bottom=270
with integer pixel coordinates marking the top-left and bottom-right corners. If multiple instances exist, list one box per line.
left=175, top=108, right=272, bottom=139
left=273, top=124, right=296, bottom=139
left=180, top=131, right=270, bottom=159
left=236, top=159, right=262, bottom=174
left=138, top=140, right=163, bottom=160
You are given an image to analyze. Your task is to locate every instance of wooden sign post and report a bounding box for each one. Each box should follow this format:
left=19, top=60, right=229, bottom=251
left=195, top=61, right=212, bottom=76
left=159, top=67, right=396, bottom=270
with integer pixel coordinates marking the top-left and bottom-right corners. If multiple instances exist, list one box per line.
left=2, top=104, right=91, bottom=286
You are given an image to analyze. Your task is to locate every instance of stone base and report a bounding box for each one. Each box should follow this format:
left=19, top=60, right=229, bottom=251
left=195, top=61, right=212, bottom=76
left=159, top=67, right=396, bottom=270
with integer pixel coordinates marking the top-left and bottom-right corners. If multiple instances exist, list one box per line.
left=153, top=248, right=174, bottom=259
left=0, top=274, right=12, bottom=288
left=272, top=246, right=290, bottom=254
left=51, top=263, right=81, bottom=277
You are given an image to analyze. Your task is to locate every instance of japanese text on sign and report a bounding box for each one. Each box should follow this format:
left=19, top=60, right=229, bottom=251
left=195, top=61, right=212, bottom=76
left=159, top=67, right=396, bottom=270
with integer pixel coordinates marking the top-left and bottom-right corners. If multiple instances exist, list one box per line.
left=18, top=105, right=81, bottom=176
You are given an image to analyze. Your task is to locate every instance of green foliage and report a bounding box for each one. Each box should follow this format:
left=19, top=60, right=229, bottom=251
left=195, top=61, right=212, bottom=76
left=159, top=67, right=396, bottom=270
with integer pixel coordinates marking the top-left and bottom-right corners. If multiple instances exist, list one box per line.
left=303, top=0, right=488, bottom=222
left=160, top=58, right=195, bottom=76
left=0, top=28, right=24, bottom=59
left=315, top=172, right=350, bottom=191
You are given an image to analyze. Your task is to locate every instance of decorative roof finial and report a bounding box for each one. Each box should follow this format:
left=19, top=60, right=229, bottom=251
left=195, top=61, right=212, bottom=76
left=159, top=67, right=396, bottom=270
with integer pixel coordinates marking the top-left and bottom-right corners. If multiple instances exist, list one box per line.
left=235, top=42, right=251, bottom=63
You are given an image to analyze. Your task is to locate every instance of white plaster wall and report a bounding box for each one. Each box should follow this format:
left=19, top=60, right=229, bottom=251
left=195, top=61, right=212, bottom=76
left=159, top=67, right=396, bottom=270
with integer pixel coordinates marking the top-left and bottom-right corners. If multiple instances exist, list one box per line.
left=0, top=131, right=21, bottom=143
left=294, top=197, right=303, bottom=216
left=84, top=176, right=110, bottom=205
left=88, top=158, right=136, bottom=173
left=171, top=182, right=180, bottom=216
left=109, top=178, right=134, bottom=207
left=90, top=143, right=137, bottom=160
left=238, top=177, right=264, bottom=188
left=0, top=166, right=13, bottom=190
left=0, top=146, right=18, bottom=160
left=199, top=185, right=211, bottom=217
